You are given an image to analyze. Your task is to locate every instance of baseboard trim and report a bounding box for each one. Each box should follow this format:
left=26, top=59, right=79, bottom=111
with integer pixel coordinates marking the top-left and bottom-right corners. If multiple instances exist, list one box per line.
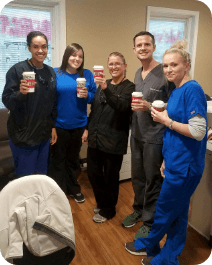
left=188, top=223, right=210, bottom=241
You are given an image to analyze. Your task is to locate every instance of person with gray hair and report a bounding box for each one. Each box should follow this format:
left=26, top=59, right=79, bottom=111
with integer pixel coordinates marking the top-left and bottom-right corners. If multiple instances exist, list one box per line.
left=125, top=39, right=207, bottom=265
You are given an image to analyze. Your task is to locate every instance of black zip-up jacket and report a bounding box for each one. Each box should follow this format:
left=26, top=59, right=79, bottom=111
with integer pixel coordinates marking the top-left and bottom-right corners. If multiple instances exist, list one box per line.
left=87, top=79, right=135, bottom=155
left=2, top=60, right=57, bottom=147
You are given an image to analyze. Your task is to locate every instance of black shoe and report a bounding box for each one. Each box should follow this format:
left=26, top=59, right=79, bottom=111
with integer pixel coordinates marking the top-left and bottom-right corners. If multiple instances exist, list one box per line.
left=125, top=242, right=146, bottom=256
left=141, top=256, right=154, bottom=265
left=70, top=192, right=85, bottom=203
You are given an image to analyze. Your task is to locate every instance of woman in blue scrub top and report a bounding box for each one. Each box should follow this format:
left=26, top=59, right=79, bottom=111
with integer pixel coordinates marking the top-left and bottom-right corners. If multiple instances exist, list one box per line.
left=125, top=39, right=207, bottom=265
left=48, top=44, right=96, bottom=203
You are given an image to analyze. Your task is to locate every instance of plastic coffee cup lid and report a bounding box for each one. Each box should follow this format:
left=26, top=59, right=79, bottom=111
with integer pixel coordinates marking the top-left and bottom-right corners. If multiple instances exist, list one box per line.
left=132, top=92, right=143, bottom=97
left=152, top=100, right=165, bottom=108
left=23, top=71, right=35, bottom=76
left=93, top=65, right=104, bottom=70
left=76, top=78, right=86, bottom=82
left=23, top=72, right=36, bottom=79
left=23, top=71, right=35, bottom=74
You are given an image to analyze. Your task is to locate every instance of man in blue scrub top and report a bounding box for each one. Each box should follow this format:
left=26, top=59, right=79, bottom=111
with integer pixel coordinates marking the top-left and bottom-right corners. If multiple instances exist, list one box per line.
left=122, top=31, right=175, bottom=240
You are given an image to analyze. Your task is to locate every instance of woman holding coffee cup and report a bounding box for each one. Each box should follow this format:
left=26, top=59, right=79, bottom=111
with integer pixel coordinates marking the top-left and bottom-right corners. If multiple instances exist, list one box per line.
left=82, top=52, right=135, bottom=222
left=126, top=40, right=207, bottom=265
left=2, top=31, right=57, bottom=179
left=48, top=44, right=96, bottom=203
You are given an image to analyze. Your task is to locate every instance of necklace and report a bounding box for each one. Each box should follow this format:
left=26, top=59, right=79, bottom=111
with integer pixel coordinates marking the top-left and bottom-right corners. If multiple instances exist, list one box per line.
left=111, top=76, right=125, bottom=85
left=29, top=59, right=44, bottom=70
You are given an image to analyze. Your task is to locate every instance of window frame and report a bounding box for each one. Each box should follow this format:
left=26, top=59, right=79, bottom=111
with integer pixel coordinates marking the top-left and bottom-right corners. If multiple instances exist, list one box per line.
left=146, top=6, right=199, bottom=79
left=5, top=0, right=66, bottom=67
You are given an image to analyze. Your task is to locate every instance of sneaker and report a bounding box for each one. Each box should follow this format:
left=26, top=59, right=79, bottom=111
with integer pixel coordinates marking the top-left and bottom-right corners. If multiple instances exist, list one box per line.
left=94, top=207, right=100, bottom=214
left=122, top=211, right=142, bottom=228
left=125, top=242, right=146, bottom=256
left=141, top=257, right=154, bottom=265
left=71, top=193, right=85, bottom=203
left=134, top=224, right=151, bottom=241
left=93, top=213, right=107, bottom=223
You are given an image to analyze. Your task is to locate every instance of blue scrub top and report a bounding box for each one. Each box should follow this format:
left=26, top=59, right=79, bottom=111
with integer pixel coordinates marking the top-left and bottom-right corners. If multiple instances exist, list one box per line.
left=163, top=80, right=207, bottom=182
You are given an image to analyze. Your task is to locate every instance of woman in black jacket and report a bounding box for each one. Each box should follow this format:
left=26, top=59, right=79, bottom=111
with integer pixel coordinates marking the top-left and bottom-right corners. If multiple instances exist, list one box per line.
left=82, top=52, right=135, bottom=222
left=2, top=31, right=57, bottom=178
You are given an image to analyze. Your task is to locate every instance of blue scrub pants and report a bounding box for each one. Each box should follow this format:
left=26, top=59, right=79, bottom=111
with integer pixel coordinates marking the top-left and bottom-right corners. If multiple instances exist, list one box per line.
left=9, top=140, right=50, bottom=178
left=134, top=169, right=202, bottom=265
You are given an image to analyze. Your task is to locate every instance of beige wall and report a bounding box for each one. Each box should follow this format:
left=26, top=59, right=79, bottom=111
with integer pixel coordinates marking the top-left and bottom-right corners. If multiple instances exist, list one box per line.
left=66, top=0, right=212, bottom=96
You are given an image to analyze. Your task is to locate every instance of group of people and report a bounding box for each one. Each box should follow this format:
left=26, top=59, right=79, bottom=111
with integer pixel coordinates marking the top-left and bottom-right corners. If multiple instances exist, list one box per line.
left=2, top=30, right=208, bottom=265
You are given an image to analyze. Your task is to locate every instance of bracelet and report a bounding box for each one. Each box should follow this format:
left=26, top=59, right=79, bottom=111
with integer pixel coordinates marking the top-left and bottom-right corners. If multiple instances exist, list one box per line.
left=168, top=119, right=174, bottom=130
left=149, top=103, right=152, bottom=111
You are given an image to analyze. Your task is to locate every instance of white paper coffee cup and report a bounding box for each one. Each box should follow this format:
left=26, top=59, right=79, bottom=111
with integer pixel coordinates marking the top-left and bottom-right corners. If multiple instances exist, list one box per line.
left=76, top=77, right=86, bottom=98
left=132, top=92, right=143, bottom=102
left=22, top=71, right=36, bottom=93
left=93, top=65, right=104, bottom=78
left=152, top=100, right=165, bottom=112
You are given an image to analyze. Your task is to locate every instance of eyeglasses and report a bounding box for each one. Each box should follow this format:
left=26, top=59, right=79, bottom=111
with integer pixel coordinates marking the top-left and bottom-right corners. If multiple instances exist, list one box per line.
left=31, top=66, right=52, bottom=88
left=37, top=74, right=48, bottom=85
left=99, top=89, right=107, bottom=104
left=108, top=62, right=124, bottom=68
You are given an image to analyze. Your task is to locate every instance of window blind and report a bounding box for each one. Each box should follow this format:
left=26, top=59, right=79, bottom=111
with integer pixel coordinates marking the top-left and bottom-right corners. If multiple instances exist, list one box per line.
left=149, top=19, right=185, bottom=63
left=0, top=6, right=52, bottom=109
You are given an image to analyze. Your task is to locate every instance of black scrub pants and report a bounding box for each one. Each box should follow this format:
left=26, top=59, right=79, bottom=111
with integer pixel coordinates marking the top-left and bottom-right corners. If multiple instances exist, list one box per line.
left=87, top=147, right=123, bottom=219
left=131, top=135, right=163, bottom=228
left=48, top=126, right=84, bottom=195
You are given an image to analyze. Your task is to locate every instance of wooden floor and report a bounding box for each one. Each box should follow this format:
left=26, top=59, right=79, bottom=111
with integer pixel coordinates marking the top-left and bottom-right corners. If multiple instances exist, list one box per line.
left=68, top=171, right=211, bottom=265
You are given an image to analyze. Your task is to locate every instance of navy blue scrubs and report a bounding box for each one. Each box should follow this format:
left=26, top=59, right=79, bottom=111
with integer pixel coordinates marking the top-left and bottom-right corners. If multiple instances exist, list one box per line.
left=134, top=80, right=207, bottom=265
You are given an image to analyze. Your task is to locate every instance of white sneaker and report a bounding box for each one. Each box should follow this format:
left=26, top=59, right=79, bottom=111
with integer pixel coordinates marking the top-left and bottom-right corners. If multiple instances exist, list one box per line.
left=93, top=214, right=107, bottom=223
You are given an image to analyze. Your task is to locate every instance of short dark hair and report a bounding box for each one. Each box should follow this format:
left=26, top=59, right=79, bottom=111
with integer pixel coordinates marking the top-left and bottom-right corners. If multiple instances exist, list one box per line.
left=27, top=31, right=48, bottom=47
left=133, top=31, right=155, bottom=46
left=58, top=43, right=84, bottom=77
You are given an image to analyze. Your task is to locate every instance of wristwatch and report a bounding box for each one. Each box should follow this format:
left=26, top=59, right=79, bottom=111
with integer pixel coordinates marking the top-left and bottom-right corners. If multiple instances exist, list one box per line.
left=168, top=120, right=174, bottom=130
left=149, top=103, right=152, bottom=111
